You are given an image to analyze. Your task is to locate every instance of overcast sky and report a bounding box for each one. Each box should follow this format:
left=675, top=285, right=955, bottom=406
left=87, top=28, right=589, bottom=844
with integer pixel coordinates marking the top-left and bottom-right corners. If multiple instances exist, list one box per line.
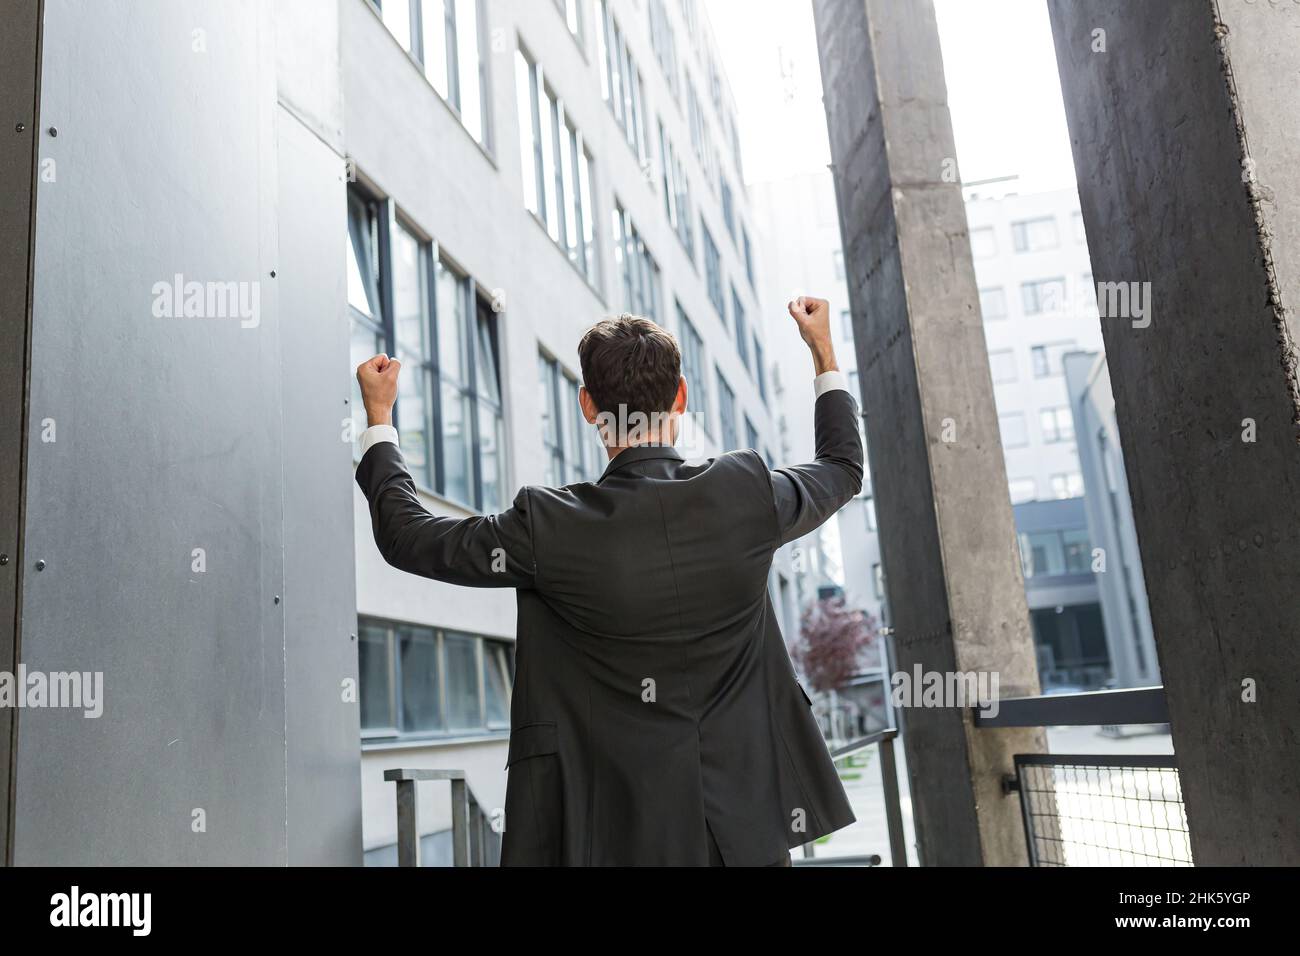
left=707, top=0, right=1079, bottom=193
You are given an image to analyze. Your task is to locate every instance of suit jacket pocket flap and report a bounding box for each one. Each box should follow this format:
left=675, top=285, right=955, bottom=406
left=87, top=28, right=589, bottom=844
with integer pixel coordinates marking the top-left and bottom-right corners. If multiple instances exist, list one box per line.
left=506, top=721, right=559, bottom=768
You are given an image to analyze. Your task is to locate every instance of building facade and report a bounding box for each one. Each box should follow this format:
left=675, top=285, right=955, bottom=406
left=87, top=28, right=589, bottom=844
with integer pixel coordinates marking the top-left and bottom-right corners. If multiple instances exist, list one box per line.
left=344, top=0, right=784, bottom=862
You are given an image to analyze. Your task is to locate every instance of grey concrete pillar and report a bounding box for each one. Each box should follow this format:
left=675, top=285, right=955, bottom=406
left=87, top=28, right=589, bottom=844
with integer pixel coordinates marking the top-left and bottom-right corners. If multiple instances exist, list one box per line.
left=1048, top=0, right=1300, bottom=865
left=813, top=0, right=1047, bottom=865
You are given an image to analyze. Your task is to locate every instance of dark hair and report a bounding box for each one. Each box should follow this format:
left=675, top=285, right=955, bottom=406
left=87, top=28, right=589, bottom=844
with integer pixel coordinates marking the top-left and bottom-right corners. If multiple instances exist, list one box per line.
left=578, top=314, right=682, bottom=416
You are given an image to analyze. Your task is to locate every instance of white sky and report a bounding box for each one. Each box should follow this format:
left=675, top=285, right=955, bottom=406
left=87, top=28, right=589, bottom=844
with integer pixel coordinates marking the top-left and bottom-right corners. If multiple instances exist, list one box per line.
left=707, top=0, right=1079, bottom=193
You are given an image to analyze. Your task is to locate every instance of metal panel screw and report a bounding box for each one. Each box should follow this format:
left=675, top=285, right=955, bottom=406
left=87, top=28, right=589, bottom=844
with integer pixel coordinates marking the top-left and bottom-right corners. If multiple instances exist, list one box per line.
left=0, top=554, right=8, bottom=566
left=274, top=595, right=281, bottom=605
left=15, top=123, right=25, bottom=133
left=34, top=559, right=45, bottom=571
left=48, top=126, right=57, bottom=137
left=269, top=270, right=276, bottom=278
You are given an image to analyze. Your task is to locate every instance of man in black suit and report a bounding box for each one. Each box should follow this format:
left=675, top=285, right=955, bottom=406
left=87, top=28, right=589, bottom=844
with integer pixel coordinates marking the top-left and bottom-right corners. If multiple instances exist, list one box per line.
left=355, top=296, right=863, bottom=866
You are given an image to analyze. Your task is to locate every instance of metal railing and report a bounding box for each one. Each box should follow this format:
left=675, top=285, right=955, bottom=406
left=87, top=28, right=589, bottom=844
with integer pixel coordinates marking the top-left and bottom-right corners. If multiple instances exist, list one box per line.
left=383, top=768, right=498, bottom=867
left=975, top=687, right=1190, bottom=866
left=794, top=727, right=907, bottom=867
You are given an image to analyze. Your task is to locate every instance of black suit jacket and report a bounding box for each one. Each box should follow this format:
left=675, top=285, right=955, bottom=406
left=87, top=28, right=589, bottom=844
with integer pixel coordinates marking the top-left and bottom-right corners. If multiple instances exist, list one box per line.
left=356, top=388, right=864, bottom=865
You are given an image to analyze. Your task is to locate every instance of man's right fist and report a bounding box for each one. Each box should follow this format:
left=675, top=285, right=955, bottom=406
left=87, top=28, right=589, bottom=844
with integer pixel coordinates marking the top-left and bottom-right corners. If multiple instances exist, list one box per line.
left=356, top=353, right=401, bottom=427
left=787, top=296, right=838, bottom=375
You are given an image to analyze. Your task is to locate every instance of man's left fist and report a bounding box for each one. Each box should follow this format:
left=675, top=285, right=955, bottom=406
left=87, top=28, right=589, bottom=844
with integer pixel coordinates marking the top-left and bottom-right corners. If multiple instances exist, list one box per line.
left=356, top=354, right=401, bottom=427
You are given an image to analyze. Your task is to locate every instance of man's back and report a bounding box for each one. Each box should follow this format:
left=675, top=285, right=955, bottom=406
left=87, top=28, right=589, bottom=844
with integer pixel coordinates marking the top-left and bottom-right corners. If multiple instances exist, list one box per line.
left=354, top=296, right=859, bottom=865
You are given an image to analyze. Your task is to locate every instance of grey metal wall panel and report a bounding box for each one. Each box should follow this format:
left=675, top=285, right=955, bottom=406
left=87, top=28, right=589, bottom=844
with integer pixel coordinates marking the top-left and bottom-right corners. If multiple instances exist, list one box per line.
left=13, top=0, right=316, bottom=865
left=0, top=0, right=44, bottom=865
left=275, top=106, right=362, bottom=866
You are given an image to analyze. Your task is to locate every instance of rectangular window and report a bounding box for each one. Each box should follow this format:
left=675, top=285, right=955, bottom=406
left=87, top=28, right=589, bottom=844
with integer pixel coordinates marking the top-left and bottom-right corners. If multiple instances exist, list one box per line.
left=732, top=285, right=749, bottom=371
left=999, top=412, right=1028, bottom=449
left=1071, top=210, right=1086, bottom=243
left=648, top=0, right=680, bottom=100
left=721, top=180, right=736, bottom=242
left=833, top=249, right=845, bottom=280
left=357, top=615, right=514, bottom=739
left=659, top=122, right=695, bottom=260
left=597, top=0, right=648, bottom=163
left=979, top=286, right=1008, bottom=321
left=1011, top=216, right=1060, bottom=253
left=539, top=351, right=602, bottom=485
left=754, top=337, right=767, bottom=403
left=716, top=367, right=737, bottom=450
left=864, top=497, right=878, bottom=532
left=347, top=188, right=387, bottom=451
left=873, top=563, right=885, bottom=600
left=613, top=202, right=661, bottom=321
left=744, top=416, right=759, bottom=452
left=1040, top=406, right=1075, bottom=444
left=1021, top=277, right=1067, bottom=315
left=1030, top=339, right=1077, bottom=378
left=1051, top=472, right=1085, bottom=499
left=703, top=223, right=724, bottom=318
left=392, top=218, right=437, bottom=486
left=516, top=47, right=598, bottom=283
left=373, top=0, right=490, bottom=147
left=556, top=0, right=585, bottom=47
left=988, top=348, right=1017, bottom=384
left=742, top=227, right=755, bottom=289
left=677, top=303, right=709, bottom=430
left=1018, top=529, right=1090, bottom=578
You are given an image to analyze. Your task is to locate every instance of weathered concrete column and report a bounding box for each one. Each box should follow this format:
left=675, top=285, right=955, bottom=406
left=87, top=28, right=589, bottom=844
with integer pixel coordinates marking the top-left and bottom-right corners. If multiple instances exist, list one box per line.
left=1048, top=0, right=1300, bottom=865
left=813, top=0, right=1047, bottom=865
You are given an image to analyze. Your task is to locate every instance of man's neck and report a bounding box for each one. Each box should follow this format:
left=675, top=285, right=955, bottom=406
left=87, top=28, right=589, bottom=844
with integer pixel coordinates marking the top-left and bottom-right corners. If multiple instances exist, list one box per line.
left=604, top=435, right=674, bottom=461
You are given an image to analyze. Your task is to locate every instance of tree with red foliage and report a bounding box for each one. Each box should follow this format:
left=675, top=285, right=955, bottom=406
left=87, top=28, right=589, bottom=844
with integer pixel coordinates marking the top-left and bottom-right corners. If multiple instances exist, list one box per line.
left=792, top=595, right=879, bottom=694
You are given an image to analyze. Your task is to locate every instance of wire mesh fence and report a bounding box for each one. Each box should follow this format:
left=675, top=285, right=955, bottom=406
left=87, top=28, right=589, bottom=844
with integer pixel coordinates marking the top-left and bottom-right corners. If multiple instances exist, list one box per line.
left=1014, top=753, right=1192, bottom=866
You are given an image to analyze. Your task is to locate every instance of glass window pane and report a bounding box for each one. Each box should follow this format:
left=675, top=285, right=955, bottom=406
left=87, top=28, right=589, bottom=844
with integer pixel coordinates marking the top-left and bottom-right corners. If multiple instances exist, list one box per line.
left=382, top=0, right=413, bottom=52
left=578, top=149, right=596, bottom=279
left=422, top=0, right=450, bottom=97
left=351, top=320, right=383, bottom=453
left=539, top=91, right=560, bottom=241
left=398, top=626, right=441, bottom=733
left=443, top=633, right=481, bottom=731
left=455, top=0, right=483, bottom=142
left=515, top=51, right=539, bottom=215
left=347, top=194, right=381, bottom=320
left=437, top=259, right=468, bottom=382
left=358, top=622, right=393, bottom=731
left=478, top=403, right=503, bottom=512
left=484, top=643, right=511, bottom=728
left=441, top=382, right=474, bottom=505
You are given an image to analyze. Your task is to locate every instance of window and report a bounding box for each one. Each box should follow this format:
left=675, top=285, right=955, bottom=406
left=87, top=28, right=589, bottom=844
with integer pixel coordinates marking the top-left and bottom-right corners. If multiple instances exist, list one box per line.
left=357, top=615, right=514, bottom=739
left=678, top=303, right=709, bottom=429
left=1050, top=472, right=1085, bottom=499
left=659, top=122, right=694, bottom=259
left=556, top=0, right=585, bottom=47
left=1040, top=406, right=1075, bottom=444
left=1030, top=340, right=1076, bottom=378
left=516, top=48, right=598, bottom=282
left=872, top=563, right=885, bottom=600
left=721, top=180, right=736, bottom=242
left=1018, top=528, right=1091, bottom=578
left=840, top=309, right=854, bottom=340
left=392, top=219, right=436, bottom=485
left=613, top=203, right=661, bottom=321
left=373, top=1, right=490, bottom=147
left=1007, top=478, right=1037, bottom=504
left=999, top=412, right=1028, bottom=448
left=969, top=226, right=997, bottom=259
left=742, top=227, right=755, bottom=289
left=703, top=223, right=724, bottom=318
left=648, top=0, right=680, bottom=100
left=347, top=189, right=385, bottom=450
left=745, top=416, right=759, bottom=452
left=686, top=76, right=715, bottom=184
left=979, top=286, right=1008, bottom=321
left=716, top=367, right=737, bottom=450
left=833, top=249, right=845, bottom=280
left=988, top=349, right=1017, bottom=384
left=1021, top=277, right=1067, bottom=315
left=732, top=285, right=749, bottom=371
left=864, top=497, right=878, bottom=532
left=1071, top=210, right=1086, bottom=243
left=754, top=337, right=767, bottom=403
left=539, top=352, right=601, bottom=485
left=1011, top=216, right=1059, bottom=253
left=597, top=0, right=648, bottom=163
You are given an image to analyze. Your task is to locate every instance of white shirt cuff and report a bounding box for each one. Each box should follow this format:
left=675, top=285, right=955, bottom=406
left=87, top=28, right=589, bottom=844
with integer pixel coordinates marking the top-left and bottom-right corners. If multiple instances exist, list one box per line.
left=813, top=370, right=850, bottom=398
left=359, top=423, right=399, bottom=458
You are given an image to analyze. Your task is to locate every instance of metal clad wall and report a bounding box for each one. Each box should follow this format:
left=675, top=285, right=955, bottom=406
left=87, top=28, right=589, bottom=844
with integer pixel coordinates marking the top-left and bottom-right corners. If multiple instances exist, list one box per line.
left=14, top=0, right=358, bottom=865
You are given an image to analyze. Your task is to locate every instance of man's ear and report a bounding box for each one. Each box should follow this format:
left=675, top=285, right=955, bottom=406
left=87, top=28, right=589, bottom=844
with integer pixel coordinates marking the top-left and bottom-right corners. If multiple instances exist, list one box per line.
left=673, top=376, right=688, bottom=415
left=579, top=385, right=600, bottom=424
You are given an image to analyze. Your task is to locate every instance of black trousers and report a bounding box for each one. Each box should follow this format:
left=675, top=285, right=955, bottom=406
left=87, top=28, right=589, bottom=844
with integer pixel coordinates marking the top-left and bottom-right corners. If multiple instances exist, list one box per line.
left=706, top=823, right=793, bottom=867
